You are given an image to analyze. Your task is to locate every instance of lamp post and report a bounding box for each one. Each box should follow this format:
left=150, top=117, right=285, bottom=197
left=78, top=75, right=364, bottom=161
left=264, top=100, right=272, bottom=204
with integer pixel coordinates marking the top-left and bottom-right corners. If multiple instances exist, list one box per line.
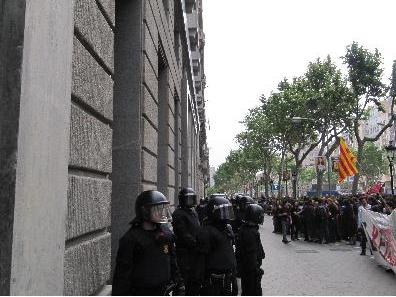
left=384, top=141, right=396, bottom=196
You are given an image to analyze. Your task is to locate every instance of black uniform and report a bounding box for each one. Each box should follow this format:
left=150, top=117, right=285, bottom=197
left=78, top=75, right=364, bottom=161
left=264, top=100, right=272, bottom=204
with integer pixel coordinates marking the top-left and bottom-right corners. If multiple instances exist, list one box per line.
left=238, top=224, right=265, bottom=296
left=196, top=222, right=237, bottom=296
left=112, top=222, right=180, bottom=295
left=302, top=202, right=315, bottom=241
left=196, top=198, right=208, bottom=224
left=172, top=207, right=201, bottom=295
left=232, top=196, right=254, bottom=277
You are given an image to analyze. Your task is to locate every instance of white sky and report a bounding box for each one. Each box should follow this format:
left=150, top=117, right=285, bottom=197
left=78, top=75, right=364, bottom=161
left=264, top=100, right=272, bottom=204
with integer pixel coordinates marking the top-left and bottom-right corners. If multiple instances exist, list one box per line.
left=203, top=0, right=396, bottom=169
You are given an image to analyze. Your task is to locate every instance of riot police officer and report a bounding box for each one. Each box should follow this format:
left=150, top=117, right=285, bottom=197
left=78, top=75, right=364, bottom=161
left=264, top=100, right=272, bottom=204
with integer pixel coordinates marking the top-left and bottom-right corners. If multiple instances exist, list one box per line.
left=112, top=190, right=182, bottom=296
left=196, top=197, right=209, bottom=224
left=233, top=195, right=255, bottom=232
left=195, top=196, right=238, bottom=295
left=172, top=188, right=201, bottom=295
left=233, top=195, right=255, bottom=277
left=238, top=204, right=265, bottom=296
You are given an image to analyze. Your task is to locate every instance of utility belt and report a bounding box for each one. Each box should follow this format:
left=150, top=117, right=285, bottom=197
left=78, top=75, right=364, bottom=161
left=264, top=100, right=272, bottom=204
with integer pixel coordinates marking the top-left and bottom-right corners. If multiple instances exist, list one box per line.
left=207, top=270, right=233, bottom=286
left=204, top=271, right=237, bottom=296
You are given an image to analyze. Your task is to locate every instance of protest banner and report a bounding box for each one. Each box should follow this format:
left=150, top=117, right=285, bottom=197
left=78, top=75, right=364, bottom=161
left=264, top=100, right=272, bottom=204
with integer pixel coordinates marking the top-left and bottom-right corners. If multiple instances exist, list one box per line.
left=361, top=208, right=396, bottom=274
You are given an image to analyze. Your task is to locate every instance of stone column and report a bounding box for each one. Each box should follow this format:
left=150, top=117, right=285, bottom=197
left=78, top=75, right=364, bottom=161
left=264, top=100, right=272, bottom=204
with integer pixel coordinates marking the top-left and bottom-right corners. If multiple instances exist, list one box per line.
left=157, top=65, right=170, bottom=197
left=181, top=70, right=190, bottom=188
left=0, top=0, right=74, bottom=295
left=112, top=0, right=143, bottom=277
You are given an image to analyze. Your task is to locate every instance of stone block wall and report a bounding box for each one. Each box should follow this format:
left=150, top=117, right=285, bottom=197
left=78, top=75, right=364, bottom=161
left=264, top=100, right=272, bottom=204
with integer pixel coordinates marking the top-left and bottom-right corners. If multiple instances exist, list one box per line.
left=0, top=0, right=207, bottom=295
left=65, top=0, right=114, bottom=295
left=142, top=0, right=182, bottom=206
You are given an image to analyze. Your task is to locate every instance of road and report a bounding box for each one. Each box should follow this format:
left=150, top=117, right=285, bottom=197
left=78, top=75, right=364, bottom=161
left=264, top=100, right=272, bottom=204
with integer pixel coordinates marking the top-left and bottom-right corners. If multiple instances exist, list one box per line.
left=258, top=215, right=396, bottom=295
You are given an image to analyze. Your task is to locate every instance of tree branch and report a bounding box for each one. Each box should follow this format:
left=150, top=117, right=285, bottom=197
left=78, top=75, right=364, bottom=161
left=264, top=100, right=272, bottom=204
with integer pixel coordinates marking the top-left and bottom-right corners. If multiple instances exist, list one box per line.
left=363, top=96, right=396, bottom=143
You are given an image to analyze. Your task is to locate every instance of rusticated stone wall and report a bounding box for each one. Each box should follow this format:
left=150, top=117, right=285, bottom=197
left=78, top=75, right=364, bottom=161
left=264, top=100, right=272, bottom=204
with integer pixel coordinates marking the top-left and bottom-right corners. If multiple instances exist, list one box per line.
left=64, top=0, right=114, bottom=295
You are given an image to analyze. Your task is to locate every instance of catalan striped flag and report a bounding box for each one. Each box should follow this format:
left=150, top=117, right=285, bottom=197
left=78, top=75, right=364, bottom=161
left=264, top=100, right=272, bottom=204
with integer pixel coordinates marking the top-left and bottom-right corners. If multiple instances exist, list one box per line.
left=338, top=137, right=358, bottom=183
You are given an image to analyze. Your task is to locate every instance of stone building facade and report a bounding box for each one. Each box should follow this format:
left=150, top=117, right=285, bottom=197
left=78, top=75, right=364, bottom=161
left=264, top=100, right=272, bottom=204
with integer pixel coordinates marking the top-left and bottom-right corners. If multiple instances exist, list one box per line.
left=0, top=0, right=208, bottom=295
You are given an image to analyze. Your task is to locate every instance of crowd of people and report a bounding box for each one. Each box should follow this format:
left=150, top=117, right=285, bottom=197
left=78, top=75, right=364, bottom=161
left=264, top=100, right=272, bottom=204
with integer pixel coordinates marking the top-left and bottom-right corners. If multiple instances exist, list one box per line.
left=266, top=194, right=395, bottom=255
left=112, top=190, right=266, bottom=296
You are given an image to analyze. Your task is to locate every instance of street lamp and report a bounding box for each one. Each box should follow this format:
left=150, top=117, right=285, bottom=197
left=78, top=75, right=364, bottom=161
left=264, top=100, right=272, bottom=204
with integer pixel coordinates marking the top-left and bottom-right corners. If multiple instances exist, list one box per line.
left=384, top=141, right=396, bottom=196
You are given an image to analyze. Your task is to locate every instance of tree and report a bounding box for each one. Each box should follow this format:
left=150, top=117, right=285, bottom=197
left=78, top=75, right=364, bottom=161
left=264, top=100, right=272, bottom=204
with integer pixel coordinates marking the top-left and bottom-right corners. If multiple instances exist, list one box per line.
left=358, top=142, right=387, bottom=186
left=302, top=56, right=354, bottom=196
left=342, top=42, right=396, bottom=194
left=212, top=147, right=262, bottom=195
left=236, top=106, right=279, bottom=197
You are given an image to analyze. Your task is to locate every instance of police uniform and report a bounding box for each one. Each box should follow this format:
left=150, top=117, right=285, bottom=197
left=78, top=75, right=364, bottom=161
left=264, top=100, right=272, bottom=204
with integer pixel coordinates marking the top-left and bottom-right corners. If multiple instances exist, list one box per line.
left=112, top=222, right=179, bottom=295
left=195, top=196, right=238, bottom=296
left=238, top=204, right=265, bottom=296
left=172, top=188, right=201, bottom=295
left=112, top=190, right=182, bottom=296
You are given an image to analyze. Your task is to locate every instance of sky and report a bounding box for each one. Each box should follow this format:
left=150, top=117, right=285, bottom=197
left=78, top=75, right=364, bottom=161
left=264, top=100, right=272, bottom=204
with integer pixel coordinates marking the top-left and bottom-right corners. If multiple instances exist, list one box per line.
left=203, top=0, right=396, bottom=169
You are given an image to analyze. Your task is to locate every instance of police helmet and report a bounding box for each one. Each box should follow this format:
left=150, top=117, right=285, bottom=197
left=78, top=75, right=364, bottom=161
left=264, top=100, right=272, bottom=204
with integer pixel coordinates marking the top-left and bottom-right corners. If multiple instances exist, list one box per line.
left=245, top=204, right=265, bottom=225
left=207, top=196, right=235, bottom=222
left=135, top=190, right=170, bottom=224
left=178, top=187, right=197, bottom=208
left=239, top=195, right=255, bottom=211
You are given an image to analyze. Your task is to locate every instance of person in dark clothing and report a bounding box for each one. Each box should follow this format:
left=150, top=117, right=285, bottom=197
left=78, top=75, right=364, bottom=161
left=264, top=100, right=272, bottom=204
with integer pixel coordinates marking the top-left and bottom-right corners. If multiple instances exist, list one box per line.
left=238, top=204, right=265, bottom=296
left=327, top=198, right=339, bottom=243
left=196, top=197, right=209, bottom=224
left=233, top=195, right=255, bottom=277
left=195, top=196, right=238, bottom=296
left=232, top=195, right=255, bottom=233
left=112, top=190, right=182, bottom=296
left=172, top=187, right=201, bottom=296
left=290, top=202, right=301, bottom=241
left=317, top=199, right=329, bottom=244
left=279, top=203, right=291, bottom=243
left=343, top=199, right=356, bottom=244
left=302, top=200, right=315, bottom=242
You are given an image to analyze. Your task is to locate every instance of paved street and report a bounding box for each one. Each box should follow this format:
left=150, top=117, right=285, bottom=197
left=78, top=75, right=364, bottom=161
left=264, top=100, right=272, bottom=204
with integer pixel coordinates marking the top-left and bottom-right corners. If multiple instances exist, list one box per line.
left=259, top=215, right=396, bottom=295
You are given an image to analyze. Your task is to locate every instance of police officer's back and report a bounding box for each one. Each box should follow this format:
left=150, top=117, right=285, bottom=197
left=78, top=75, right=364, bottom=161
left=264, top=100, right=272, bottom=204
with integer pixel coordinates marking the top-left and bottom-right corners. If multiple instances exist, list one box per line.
left=196, top=197, right=209, bottom=224
left=233, top=195, right=254, bottom=277
left=112, top=190, right=182, bottom=296
left=195, top=196, right=238, bottom=295
left=172, top=188, right=201, bottom=295
left=238, top=204, right=265, bottom=296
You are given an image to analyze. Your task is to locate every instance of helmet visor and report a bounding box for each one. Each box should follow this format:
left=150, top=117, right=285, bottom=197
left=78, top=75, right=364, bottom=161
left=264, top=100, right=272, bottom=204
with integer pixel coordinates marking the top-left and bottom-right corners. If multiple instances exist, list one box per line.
left=150, top=203, right=171, bottom=224
left=184, top=194, right=197, bottom=207
left=214, top=204, right=235, bottom=221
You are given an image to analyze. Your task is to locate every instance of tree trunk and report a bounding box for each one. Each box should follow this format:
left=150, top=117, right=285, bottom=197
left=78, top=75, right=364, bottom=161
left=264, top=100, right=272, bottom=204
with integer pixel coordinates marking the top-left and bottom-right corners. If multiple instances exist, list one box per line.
left=292, top=156, right=301, bottom=199
left=278, top=150, right=285, bottom=199
left=264, top=180, right=269, bottom=198
left=352, top=144, right=364, bottom=195
left=316, top=169, right=324, bottom=197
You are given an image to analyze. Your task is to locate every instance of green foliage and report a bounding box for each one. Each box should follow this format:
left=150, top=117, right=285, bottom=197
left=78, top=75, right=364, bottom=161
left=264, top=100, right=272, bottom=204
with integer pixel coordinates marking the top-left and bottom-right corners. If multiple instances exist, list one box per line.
left=211, top=42, right=395, bottom=196
left=343, top=42, right=385, bottom=99
left=358, top=142, right=387, bottom=182
left=299, top=167, right=316, bottom=184
left=212, top=147, right=259, bottom=194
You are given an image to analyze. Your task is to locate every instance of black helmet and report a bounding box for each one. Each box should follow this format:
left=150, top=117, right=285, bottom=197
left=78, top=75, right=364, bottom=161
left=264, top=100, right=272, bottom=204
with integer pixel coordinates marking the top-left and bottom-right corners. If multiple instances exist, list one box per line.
left=178, top=187, right=197, bottom=208
left=135, top=190, right=170, bottom=224
left=207, top=196, right=235, bottom=222
left=245, top=204, right=264, bottom=225
left=239, top=195, right=255, bottom=211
